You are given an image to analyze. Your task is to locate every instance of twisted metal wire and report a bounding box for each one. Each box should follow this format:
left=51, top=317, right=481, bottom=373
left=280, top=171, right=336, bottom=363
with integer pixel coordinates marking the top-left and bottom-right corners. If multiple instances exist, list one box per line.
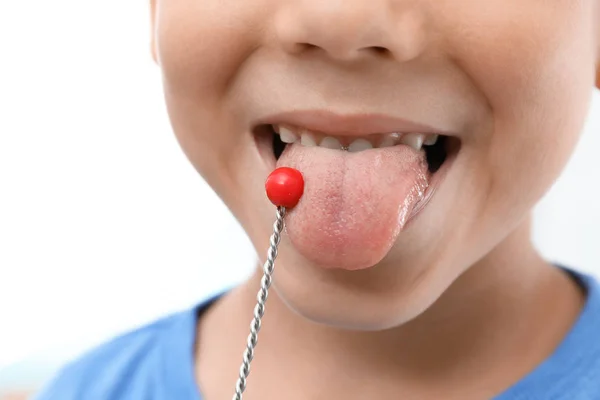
left=232, top=206, right=286, bottom=400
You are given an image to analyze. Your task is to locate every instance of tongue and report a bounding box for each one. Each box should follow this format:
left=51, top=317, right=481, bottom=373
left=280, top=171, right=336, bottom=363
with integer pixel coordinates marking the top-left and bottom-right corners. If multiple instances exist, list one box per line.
left=277, top=144, right=429, bottom=270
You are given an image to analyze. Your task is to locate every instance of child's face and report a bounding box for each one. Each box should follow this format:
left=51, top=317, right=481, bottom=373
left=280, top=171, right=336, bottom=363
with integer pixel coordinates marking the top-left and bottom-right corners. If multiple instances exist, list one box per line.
left=151, top=1, right=598, bottom=328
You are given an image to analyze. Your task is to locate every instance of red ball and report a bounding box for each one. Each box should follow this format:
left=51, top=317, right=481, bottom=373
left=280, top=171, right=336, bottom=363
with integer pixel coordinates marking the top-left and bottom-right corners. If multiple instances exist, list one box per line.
left=265, top=167, right=304, bottom=208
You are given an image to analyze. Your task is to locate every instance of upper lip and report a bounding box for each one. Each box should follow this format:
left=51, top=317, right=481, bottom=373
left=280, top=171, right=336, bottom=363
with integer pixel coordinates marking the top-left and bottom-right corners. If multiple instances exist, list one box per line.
left=254, top=110, right=450, bottom=136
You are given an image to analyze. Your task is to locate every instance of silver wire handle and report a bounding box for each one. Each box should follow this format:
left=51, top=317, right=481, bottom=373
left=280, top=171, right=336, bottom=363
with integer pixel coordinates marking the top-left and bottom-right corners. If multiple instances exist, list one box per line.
left=232, top=206, right=286, bottom=400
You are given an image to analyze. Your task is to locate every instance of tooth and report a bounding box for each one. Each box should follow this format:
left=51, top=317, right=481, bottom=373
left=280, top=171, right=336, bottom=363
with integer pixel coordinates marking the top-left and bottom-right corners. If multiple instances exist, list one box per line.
left=300, top=132, right=317, bottom=147
left=320, top=136, right=342, bottom=150
left=348, top=138, right=373, bottom=152
left=279, top=126, right=298, bottom=144
left=400, top=133, right=425, bottom=151
left=423, top=134, right=439, bottom=146
left=379, top=135, right=397, bottom=148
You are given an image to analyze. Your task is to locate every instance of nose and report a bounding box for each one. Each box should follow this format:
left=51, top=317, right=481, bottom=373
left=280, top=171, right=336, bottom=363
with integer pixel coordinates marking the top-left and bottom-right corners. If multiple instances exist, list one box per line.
left=274, top=0, right=428, bottom=62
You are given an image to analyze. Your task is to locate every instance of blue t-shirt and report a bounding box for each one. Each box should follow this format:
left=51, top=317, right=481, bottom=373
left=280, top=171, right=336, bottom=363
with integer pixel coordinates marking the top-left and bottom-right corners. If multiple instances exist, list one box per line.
left=36, top=269, right=600, bottom=400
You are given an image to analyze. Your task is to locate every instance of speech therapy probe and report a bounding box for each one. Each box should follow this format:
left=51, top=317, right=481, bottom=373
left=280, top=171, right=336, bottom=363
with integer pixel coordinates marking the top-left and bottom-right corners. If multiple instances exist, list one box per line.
left=232, top=167, right=305, bottom=400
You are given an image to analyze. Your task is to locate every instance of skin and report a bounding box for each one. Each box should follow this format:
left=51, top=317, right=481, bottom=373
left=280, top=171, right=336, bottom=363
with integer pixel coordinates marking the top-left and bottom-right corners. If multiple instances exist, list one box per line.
left=149, top=1, right=600, bottom=398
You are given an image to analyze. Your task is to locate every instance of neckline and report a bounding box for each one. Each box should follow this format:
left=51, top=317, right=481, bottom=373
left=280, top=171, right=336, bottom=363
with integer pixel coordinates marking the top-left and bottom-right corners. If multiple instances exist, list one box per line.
left=168, top=268, right=599, bottom=399
left=493, top=268, right=600, bottom=398
left=162, top=291, right=224, bottom=400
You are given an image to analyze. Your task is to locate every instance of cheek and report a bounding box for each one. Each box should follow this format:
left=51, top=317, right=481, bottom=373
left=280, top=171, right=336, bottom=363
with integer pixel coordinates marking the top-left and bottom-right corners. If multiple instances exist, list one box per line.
left=154, top=1, right=270, bottom=204
left=156, top=1, right=264, bottom=94
left=443, top=0, right=595, bottom=223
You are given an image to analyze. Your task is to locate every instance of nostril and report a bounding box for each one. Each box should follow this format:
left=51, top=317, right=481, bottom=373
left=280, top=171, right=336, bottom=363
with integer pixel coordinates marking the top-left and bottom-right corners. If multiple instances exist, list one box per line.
left=360, top=46, right=391, bottom=57
left=371, top=46, right=389, bottom=54
left=294, top=43, right=391, bottom=60
left=288, top=42, right=320, bottom=55
left=302, top=43, right=318, bottom=49
left=302, top=42, right=323, bottom=53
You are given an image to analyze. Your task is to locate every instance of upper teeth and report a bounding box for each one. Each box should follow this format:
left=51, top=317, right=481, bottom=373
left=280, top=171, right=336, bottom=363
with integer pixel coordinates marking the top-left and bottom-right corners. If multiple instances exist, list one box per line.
left=274, top=125, right=439, bottom=152
left=279, top=126, right=298, bottom=144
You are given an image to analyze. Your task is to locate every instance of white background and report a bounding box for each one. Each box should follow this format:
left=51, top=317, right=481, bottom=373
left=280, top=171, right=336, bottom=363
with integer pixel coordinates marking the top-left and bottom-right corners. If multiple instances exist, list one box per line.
left=0, top=0, right=598, bottom=392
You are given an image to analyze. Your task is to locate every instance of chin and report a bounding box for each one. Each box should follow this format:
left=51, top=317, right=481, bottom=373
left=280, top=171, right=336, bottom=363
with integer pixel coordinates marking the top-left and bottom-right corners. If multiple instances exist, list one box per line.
left=269, top=248, right=449, bottom=331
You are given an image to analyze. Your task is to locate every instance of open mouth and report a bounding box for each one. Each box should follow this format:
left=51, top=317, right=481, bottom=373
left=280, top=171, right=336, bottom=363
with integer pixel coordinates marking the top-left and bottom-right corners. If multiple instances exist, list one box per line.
left=251, top=116, right=461, bottom=271
left=255, top=124, right=457, bottom=175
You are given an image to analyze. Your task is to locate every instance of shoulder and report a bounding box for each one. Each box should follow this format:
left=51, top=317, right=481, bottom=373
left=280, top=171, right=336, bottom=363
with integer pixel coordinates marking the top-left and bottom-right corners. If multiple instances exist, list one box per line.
left=499, top=269, right=600, bottom=399
left=569, top=271, right=600, bottom=379
left=548, top=270, right=600, bottom=396
left=34, top=308, right=196, bottom=400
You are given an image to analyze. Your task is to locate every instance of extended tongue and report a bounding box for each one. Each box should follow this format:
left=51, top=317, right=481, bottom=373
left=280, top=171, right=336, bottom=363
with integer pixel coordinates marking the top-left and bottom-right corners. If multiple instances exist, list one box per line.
left=277, top=144, right=429, bottom=271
